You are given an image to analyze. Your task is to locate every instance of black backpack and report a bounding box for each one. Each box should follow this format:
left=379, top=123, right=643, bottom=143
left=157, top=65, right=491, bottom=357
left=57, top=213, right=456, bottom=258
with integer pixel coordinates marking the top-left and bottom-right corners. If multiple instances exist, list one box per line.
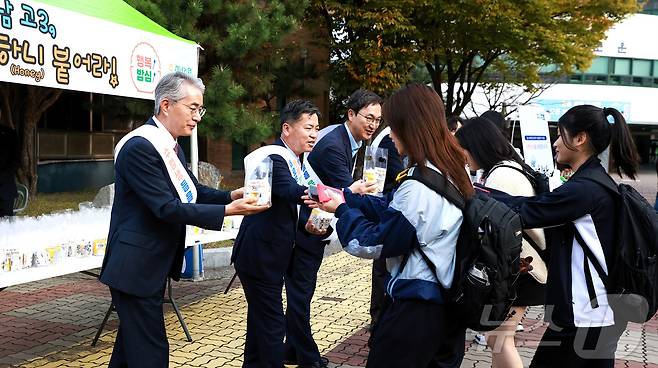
left=400, top=167, right=523, bottom=331
left=483, top=163, right=551, bottom=263
left=573, top=170, right=658, bottom=323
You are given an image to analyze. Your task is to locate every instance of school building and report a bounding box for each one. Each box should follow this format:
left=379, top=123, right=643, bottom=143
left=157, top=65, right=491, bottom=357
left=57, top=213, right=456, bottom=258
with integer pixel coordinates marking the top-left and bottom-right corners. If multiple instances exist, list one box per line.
left=469, top=11, right=658, bottom=164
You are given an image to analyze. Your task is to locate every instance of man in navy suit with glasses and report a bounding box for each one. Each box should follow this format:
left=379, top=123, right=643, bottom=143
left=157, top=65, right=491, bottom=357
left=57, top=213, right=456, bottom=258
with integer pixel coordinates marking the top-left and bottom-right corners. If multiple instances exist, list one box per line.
left=283, top=89, right=383, bottom=368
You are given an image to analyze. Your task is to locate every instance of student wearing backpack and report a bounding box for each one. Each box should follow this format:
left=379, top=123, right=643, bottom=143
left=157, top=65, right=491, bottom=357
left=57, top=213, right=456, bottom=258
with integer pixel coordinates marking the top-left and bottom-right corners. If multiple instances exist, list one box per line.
left=317, top=84, right=474, bottom=368
left=456, top=117, right=548, bottom=368
left=489, top=105, right=641, bottom=368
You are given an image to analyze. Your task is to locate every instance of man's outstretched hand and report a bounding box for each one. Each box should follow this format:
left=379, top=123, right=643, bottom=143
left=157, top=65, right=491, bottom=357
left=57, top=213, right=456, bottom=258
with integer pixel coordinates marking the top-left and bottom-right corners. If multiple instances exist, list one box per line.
left=230, top=187, right=245, bottom=201
left=305, top=220, right=327, bottom=235
left=225, top=196, right=269, bottom=216
left=349, top=180, right=379, bottom=195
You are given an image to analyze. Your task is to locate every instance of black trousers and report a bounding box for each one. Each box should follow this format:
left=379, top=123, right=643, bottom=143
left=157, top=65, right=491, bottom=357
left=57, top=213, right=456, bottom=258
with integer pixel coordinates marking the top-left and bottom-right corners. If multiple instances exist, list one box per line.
left=530, top=323, right=627, bottom=368
left=367, top=299, right=465, bottom=368
left=284, top=245, right=324, bottom=364
left=370, top=258, right=388, bottom=325
left=239, top=271, right=286, bottom=368
left=108, top=287, right=168, bottom=368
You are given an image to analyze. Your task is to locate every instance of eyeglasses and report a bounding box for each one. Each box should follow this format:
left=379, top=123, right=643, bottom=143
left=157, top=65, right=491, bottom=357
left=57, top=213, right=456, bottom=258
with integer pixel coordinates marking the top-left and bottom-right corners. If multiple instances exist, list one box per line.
left=177, top=101, right=206, bottom=118
left=357, top=112, right=382, bottom=126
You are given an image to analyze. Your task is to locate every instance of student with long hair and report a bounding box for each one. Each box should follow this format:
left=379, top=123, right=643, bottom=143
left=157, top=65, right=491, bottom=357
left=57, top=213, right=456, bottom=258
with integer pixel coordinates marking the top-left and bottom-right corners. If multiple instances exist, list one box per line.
left=456, top=117, right=548, bottom=368
left=318, top=84, right=474, bottom=367
left=489, top=105, right=640, bottom=367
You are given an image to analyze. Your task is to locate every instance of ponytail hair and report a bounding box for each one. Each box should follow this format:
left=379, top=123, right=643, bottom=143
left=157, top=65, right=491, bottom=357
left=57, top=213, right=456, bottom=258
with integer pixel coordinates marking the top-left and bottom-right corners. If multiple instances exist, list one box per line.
left=604, top=107, right=640, bottom=180
left=558, top=105, right=639, bottom=179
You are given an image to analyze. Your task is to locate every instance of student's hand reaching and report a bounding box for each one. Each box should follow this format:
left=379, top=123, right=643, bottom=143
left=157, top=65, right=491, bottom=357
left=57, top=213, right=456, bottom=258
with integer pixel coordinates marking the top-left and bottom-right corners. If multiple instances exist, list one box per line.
left=317, top=189, right=345, bottom=213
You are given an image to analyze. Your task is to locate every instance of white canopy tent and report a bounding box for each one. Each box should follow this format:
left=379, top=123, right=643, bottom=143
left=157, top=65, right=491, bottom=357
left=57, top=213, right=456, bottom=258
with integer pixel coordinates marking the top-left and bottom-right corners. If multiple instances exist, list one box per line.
left=0, top=0, right=202, bottom=174
left=0, top=0, right=215, bottom=285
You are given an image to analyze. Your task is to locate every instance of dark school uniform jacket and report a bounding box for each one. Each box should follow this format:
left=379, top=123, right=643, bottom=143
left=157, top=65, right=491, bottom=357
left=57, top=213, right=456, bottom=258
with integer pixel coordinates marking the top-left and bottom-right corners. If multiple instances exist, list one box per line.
left=493, top=157, right=618, bottom=327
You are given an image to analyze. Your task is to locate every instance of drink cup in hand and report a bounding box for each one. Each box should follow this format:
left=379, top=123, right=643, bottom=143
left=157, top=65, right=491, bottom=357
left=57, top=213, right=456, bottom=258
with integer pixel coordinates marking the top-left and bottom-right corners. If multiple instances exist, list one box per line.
left=363, top=146, right=388, bottom=196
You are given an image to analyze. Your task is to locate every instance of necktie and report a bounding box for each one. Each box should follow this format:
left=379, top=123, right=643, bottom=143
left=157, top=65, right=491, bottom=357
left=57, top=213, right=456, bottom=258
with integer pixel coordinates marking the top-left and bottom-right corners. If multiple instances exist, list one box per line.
left=174, top=143, right=179, bottom=154
left=352, top=144, right=366, bottom=180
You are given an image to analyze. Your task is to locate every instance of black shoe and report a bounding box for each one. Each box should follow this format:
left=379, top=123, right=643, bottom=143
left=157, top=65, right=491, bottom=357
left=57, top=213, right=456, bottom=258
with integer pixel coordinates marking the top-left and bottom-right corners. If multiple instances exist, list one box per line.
left=297, top=357, right=329, bottom=368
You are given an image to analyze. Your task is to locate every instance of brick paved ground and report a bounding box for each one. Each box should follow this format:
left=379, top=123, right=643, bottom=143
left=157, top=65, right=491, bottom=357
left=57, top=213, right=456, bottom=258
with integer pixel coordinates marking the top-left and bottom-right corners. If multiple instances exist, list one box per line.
left=3, top=252, right=658, bottom=368
left=1, top=166, right=657, bottom=368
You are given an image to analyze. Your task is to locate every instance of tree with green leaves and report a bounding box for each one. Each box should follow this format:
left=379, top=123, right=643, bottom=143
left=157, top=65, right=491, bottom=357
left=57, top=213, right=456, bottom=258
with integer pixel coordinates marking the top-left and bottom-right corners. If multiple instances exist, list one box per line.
left=316, top=0, right=638, bottom=117
left=2, top=1, right=315, bottom=194
left=313, top=0, right=417, bottom=122
left=418, top=0, right=638, bottom=116
left=128, top=0, right=316, bottom=145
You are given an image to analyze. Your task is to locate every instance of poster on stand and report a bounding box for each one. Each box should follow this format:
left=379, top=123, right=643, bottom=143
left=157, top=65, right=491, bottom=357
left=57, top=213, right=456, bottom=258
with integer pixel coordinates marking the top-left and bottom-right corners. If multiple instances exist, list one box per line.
left=517, top=105, right=555, bottom=175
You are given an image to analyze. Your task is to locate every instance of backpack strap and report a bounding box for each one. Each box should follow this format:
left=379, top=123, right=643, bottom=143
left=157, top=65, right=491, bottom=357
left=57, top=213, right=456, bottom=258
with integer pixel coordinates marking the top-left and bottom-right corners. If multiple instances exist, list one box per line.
left=575, top=168, right=620, bottom=196
left=396, top=166, right=461, bottom=295
left=400, top=167, right=466, bottom=210
left=573, top=229, right=610, bottom=309
left=483, top=163, right=535, bottom=186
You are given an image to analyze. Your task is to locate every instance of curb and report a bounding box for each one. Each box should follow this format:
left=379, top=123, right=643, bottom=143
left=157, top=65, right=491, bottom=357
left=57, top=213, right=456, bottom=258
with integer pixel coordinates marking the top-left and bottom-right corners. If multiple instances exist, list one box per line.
left=202, top=239, right=343, bottom=269
left=203, top=247, right=233, bottom=269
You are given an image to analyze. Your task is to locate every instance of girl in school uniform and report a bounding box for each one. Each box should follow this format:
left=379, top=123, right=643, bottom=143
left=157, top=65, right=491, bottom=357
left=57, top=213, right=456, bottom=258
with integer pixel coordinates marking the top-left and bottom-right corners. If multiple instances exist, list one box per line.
left=456, top=117, right=548, bottom=368
left=490, top=105, right=640, bottom=368
left=318, top=84, right=474, bottom=368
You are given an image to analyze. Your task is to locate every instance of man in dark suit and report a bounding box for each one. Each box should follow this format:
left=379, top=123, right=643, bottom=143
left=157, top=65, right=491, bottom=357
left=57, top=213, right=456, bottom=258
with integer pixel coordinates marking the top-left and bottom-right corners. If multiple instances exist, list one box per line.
left=232, top=100, right=324, bottom=368
left=0, top=123, right=19, bottom=217
left=284, top=89, right=382, bottom=368
left=99, top=72, right=267, bottom=368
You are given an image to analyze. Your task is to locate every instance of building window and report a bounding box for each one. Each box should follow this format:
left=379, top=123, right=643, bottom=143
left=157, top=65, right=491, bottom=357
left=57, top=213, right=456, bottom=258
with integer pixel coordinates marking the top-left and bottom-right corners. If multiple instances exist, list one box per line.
left=642, top=0, right=658, bottom=15
left=543, top=56, right=658, bottom=88
left=586, top=57, right=609, bottom=74
left=633, top=59, right=652, bottom=77
left=584, top=74, right=608, bottom=84
left=613, top=58, right=631, bottom=75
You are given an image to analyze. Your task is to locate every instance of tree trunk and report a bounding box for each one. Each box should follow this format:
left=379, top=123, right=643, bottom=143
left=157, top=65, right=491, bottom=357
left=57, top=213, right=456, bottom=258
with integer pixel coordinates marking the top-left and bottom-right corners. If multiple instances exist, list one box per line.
left=17, top=109, right=40, bottom=195
left=1, top=83, right=62, bottom=195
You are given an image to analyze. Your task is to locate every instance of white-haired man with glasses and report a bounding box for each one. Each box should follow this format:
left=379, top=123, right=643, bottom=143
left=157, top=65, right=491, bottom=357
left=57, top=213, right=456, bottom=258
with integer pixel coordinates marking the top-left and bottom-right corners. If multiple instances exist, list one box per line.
left=100, top=72, right=267, bottom=367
